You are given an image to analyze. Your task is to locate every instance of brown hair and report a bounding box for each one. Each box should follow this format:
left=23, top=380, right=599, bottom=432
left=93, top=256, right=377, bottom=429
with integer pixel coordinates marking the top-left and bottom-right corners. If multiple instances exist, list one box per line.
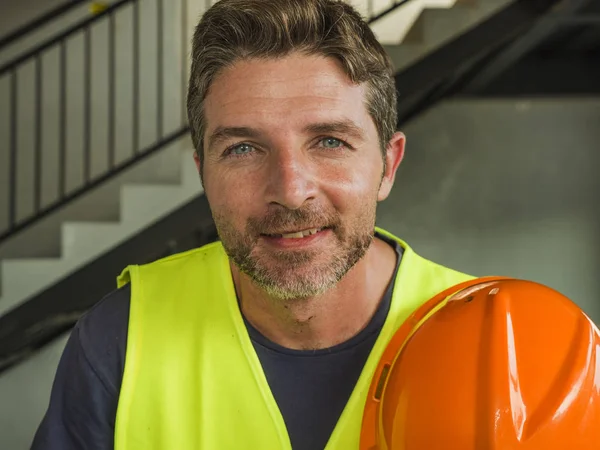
left=187, top=0, right=397, bottom=166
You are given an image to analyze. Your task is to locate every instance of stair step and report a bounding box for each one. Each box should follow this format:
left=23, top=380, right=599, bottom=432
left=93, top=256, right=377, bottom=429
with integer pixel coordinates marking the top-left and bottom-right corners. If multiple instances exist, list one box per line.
left=370, top=0, right=459, bottom=45
left=120, top=183, right=199, bottom=225
left=371, top=0, right=427, bottom=44
left=384, top=0, right=508, bottom=71
left=0, top=259, right=66, bottom=315
left=61, top=222, right=124, bottom=260
left=0, top=149, right=202, bottom=315
left=119, top=151, right=202, bottom=224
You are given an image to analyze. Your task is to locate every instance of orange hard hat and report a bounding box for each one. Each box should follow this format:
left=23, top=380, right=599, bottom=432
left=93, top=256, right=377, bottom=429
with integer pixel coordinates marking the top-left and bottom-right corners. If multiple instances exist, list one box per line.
left=361, top=277, right=600, bottom=450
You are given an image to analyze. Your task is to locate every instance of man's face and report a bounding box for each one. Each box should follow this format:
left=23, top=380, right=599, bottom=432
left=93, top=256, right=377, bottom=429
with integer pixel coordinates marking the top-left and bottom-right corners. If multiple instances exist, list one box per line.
left=199, top=53, right=400, bottom=299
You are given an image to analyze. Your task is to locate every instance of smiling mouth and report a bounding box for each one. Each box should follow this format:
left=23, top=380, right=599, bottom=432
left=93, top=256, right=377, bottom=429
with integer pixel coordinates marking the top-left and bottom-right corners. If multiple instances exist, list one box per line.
left=262, top=227, right=326, bottom=239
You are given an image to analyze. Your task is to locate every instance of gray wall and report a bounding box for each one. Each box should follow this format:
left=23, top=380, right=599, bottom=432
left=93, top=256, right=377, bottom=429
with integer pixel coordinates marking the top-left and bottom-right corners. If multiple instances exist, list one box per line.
left=378, top=98, right=600, bottom=322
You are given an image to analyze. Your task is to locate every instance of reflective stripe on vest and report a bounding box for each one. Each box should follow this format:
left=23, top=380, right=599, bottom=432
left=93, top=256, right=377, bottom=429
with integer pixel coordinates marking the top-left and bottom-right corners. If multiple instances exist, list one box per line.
left=114, top=227, right=473, bottom=450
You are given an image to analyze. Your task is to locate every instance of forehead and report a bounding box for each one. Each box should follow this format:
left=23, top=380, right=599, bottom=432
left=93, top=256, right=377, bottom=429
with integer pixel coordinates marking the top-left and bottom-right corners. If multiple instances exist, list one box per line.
left=203, top=53, right=375, bottom=140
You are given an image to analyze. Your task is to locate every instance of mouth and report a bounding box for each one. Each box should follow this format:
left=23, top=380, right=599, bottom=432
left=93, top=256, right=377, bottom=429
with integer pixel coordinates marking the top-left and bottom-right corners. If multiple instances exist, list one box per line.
left=261, top=227, right=327, bottom=239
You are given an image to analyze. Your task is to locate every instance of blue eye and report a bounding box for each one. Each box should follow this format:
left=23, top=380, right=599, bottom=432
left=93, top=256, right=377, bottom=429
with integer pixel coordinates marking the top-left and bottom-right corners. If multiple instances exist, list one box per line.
left=321, top=138, right=343, bottom=149
left=228, top=143, right=254, bottom=156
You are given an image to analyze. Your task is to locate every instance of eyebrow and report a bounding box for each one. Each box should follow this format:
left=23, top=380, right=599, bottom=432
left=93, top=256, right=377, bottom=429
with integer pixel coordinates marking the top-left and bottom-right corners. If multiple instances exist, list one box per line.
left=206, top=119, right=366, bottom=151
left=302, top=120, right=366, bottom=142
left=207, top=126, right=262, bottom=151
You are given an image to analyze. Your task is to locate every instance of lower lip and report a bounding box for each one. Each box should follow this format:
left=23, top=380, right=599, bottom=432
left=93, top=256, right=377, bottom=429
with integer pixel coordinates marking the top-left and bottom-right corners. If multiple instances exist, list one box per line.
left=260, top=228, right=331, bottom=248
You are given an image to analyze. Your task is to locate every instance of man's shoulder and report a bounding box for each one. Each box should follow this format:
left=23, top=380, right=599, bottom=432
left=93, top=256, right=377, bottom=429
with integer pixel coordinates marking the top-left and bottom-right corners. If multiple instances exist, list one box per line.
left=79, top=283, right=131, bottom=337
left=31, top=286, right=130, bottom=448
left=75, top=284, right=131, bottom=387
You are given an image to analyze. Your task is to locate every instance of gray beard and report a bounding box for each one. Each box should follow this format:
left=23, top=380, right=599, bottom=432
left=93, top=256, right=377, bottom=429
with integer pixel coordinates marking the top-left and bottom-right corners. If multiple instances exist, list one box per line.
left=213, top=201, right=377, bottom=300
left=228, top=230, right=373, bottom=300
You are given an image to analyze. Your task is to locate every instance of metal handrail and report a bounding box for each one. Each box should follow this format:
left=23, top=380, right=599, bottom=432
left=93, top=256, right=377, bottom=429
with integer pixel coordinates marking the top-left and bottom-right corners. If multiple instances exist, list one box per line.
left=0, top=0, right=189, bottom=242
left=0, top=0, right=132, bottom=75
left=0, top=0, right=410, bottom=77
left=367, top=0, right=413, bottom=24
left=0, top=0, right=89, bottom=49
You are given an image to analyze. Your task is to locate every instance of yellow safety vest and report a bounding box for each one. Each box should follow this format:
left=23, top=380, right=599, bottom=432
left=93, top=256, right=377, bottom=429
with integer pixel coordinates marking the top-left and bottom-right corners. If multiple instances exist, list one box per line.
left=114, top=228, right=473, bottom=449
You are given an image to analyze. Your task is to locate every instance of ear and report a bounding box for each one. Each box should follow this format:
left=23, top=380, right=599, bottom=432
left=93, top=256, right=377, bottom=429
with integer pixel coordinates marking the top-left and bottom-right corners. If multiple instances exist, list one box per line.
left=193, top=150, right=205, bottom=187
left=378, top=132, right=405, bottom=201
left=193, top=151, right=202, bottom=173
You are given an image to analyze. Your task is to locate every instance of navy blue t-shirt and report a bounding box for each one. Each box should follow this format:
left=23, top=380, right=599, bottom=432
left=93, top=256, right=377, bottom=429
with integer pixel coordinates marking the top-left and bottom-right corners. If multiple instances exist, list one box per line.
left=32, top=234, right=402, bottom=450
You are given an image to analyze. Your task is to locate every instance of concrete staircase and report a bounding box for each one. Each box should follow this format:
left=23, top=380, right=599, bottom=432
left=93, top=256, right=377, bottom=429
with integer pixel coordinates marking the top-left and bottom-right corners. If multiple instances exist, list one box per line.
left=370, top=0, right=510, bottom=70
left=0, top=148, right=202, bottom=317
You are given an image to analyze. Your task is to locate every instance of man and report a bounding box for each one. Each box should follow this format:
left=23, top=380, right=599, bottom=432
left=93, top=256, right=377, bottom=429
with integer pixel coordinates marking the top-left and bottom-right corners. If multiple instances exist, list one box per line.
left=33, top=0, right=472, bottom=449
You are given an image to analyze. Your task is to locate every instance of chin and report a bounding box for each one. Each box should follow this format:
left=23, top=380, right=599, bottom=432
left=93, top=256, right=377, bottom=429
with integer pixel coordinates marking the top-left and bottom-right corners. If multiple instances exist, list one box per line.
left=255, top=275, right=337, bottom=301
left=248, top=258, right=349, bottom=300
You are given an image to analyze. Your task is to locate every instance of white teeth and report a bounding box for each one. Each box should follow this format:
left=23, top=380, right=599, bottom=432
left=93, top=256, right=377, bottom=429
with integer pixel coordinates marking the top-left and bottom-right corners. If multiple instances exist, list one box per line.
left=280, top=228, right=321, bottom=239
left=281, top=231, right=305, bottom=239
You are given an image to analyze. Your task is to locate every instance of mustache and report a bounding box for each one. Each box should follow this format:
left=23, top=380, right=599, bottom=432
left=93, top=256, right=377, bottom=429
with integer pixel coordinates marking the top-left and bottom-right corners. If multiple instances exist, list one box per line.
left=247, top=206, right=340, bottom=235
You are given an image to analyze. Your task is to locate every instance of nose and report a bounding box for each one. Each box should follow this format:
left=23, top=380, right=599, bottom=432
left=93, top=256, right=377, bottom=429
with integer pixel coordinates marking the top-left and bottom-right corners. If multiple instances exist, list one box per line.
left=264, top=150, right=318, bottom=210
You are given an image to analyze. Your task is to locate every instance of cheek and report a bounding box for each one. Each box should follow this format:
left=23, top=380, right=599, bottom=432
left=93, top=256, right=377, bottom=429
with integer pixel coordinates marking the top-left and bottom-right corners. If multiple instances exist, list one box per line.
left=204, top=168, right=259, bottom=225
left=321, top=159, right=382, bottom=209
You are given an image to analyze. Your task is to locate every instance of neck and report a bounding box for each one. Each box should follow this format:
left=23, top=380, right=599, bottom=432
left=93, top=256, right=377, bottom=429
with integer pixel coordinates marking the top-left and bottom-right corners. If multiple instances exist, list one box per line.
left=231, top=237, right=397, bottom=350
